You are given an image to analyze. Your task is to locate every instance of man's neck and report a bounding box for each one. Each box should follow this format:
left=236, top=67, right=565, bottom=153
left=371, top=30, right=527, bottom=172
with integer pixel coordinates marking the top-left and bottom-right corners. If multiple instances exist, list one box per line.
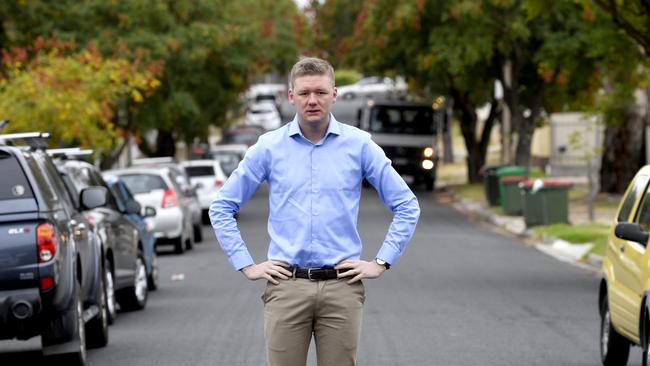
left=298, top=116, right=330, bottom=144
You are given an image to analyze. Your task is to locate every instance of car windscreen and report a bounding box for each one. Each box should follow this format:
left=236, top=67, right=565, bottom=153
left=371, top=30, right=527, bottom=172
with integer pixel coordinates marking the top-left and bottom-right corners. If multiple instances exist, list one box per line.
left=185, top=166, right=215, bottom=177
left=211, top=152, right=240, bottom=176
left=120, top=174, right=168, bottom=194
left=369, top=106, right=435, bottom=135
left=0, top=151, right=34, bottom=200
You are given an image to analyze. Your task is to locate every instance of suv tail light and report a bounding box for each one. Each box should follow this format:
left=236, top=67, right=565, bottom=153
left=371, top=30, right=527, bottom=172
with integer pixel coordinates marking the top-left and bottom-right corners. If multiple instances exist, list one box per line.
left=161, top=188, right=177, bottom=208
left=37, top=223, right=57, bottom=263
left=214, top=179, right=224, bottom=188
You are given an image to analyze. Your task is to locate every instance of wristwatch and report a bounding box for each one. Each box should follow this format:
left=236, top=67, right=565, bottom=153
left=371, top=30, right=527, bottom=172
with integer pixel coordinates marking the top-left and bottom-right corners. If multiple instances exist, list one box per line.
left=375, top=258, right=390, bottom=270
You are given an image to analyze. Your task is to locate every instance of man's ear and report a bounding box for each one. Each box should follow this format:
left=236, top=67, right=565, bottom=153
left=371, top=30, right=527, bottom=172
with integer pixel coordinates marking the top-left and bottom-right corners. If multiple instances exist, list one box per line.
left=288, top=89, right=295, bottom=105
left=332, top=87, right=337, bottom=104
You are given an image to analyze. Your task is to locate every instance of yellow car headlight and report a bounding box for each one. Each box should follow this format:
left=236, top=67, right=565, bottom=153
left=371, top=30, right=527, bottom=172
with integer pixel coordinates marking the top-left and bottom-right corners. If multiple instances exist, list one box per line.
left=423, top=146, right=434, bottom=158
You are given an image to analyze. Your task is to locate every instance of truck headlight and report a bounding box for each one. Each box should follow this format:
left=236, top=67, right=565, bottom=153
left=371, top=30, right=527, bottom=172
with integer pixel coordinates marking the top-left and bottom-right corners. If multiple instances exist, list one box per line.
left=422, top=159, right=434, bottom=170
left=423, top=146, right=434, bottom=158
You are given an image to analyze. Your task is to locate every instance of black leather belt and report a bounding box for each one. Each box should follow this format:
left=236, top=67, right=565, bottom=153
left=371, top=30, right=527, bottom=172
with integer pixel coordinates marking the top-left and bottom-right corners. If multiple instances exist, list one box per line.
left=289, top=267, right=349, bottom=281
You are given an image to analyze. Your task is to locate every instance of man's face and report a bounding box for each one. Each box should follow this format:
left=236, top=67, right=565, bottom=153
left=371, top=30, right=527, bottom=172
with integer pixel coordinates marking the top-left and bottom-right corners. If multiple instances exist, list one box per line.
left=288, top=74, right=337, bottom=125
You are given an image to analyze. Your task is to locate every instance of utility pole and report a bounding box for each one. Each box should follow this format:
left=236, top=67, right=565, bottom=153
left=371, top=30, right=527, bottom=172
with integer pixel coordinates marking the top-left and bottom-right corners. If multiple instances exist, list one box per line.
left=502, top=61, right=512, bottom=164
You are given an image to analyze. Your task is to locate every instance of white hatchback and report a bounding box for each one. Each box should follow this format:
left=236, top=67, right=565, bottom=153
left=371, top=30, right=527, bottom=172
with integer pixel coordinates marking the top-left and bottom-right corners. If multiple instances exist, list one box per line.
left=181, top=160, right=227, bottom=221
left=245, top=101, right=282, bottom=131
left=105, top=167, right=195, bottom=254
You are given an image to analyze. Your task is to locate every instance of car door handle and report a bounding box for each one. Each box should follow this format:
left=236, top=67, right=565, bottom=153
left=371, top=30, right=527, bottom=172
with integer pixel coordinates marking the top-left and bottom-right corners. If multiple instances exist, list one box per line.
left=620, top=245, right=625, bottom=253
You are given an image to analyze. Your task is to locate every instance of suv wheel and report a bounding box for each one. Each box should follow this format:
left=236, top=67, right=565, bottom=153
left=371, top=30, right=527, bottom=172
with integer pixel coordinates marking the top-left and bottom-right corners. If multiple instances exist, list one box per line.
left=600, top=294, right=630, bottom=366
left=193, top=224, right=203, bottom=243
left=174, top=235, right=185, bottom=254
left=147, top=251, right=159, bottom=291
left=105, top=260, right=117, bottom=324
left=117, top=254, right=148, bottom=311
left=86, top=262, right=109, bottom=348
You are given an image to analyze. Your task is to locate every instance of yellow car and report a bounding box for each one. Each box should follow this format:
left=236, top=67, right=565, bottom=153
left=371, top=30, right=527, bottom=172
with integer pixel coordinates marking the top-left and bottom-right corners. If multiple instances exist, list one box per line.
left=600, top=165, right=650, bottom=366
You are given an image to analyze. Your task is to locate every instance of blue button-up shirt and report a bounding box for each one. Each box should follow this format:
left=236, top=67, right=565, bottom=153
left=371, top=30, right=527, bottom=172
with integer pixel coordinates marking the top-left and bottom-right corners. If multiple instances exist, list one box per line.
left=209, top=115, right=420, bottom=271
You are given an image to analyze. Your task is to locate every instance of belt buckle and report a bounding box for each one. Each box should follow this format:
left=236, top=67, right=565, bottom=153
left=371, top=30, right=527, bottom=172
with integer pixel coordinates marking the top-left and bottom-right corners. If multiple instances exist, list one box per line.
left=307, top=268, right=316, bottom=281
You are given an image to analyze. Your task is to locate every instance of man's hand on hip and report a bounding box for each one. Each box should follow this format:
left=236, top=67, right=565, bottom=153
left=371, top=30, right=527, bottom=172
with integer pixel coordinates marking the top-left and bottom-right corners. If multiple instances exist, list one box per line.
left=240, top=261, right=292, bottom=285
left=335, top=260, right=385, bottom=284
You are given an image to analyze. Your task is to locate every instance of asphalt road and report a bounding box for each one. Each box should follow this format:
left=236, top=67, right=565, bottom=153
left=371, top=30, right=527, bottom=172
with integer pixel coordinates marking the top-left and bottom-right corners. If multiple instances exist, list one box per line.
left=0, top=184, right=640, bottom=365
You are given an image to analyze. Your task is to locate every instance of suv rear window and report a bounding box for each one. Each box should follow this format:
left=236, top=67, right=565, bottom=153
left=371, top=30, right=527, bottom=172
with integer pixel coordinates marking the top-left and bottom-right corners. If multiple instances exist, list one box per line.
left=120, top=174, right=168, bottom=194
left=369, top=106, right=435, bottom=135
left=185, top=166, right=215, bottom=177
left=0, top=152, right=34, bottom=200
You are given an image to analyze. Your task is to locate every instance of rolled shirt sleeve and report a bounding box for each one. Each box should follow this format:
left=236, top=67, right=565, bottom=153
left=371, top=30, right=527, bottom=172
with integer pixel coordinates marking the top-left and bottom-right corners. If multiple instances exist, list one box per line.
left=209, top=143, right=267, bottom=270
left=362, top=139, right=420, bottom=266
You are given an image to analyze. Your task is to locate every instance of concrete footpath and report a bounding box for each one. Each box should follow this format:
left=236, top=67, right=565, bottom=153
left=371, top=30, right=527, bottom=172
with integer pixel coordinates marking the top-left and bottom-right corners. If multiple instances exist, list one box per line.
left=435, top=188, right=607, bottom=273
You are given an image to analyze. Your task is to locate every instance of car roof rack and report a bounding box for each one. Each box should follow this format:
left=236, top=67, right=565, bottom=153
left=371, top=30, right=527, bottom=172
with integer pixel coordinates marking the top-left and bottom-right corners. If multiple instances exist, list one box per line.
left=0, top=132, right=51, bottom=151
left=46, top=148, right=94, bottom=159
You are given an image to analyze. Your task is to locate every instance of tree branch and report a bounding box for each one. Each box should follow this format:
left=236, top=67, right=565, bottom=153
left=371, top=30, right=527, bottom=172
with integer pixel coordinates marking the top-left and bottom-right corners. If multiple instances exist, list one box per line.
left=594, top=0, right=650, bottom=56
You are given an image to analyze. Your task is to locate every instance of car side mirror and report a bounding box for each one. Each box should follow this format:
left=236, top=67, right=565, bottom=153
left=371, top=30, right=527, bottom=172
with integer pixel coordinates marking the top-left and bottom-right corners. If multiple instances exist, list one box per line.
left=80, top=186, right=107, bottom=210
left=615, top=222, right=650, bottom=246
left=193, top=182, right=204, bottom=190
left=143, top=206, right=157, bottom=218
left=125, top=199, right=142, bottom=215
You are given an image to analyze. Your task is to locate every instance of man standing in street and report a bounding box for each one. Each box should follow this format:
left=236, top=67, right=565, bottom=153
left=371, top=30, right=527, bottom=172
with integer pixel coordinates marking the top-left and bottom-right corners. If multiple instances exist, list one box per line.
left=209, top=57, right=420, bottom=366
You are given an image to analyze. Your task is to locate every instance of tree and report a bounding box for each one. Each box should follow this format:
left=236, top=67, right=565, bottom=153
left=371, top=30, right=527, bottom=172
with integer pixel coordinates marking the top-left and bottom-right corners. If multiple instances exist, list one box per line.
left=587, top=0, right=650, bottom=193
left=0, top=0, right=304, bottom=156
left=0, top=39, right=160, bottom=152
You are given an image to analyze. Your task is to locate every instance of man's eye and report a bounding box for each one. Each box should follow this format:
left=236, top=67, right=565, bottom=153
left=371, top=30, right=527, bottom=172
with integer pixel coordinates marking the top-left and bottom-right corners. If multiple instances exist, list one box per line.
left=318, top=92, right=328, bottom=95
left=298, top=92, right=308, bottom=96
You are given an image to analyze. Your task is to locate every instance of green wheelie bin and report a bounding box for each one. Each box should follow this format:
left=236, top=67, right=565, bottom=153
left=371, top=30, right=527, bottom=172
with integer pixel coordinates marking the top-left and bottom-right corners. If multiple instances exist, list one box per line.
left=495, top=166, right=527, bottom=205
left=521, top=179, right=573, bottom=227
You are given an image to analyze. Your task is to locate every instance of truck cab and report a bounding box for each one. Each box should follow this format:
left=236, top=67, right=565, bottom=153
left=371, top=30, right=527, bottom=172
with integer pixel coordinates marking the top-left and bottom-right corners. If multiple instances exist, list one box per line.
left=356, top=99, right=439, bottom=190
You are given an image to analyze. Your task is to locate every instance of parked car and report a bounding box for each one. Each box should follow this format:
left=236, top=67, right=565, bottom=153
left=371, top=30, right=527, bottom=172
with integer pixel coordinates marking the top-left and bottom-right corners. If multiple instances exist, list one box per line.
left=245, top=101, right=282, bottom=131
left=0, top=133, right=108, bottom=365
left=337, top=76, right=407, bottom=100
left=181, top=160, right=227, bottom=223
left=54, top=158, right=149, bottom=319
left=221, top=124, right=265, bottom=146
left=131, top=157, right=203, bottom=243
left=209, top=144, right=248, bottom=177
left=103, top=174, right=159, bottom=291
left=106, top=166, right=196, bottom=254
left=599, top=165, right=650, bottom=366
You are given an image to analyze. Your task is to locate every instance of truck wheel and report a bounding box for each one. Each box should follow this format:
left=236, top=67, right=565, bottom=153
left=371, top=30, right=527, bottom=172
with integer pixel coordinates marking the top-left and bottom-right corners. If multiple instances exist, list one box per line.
left=117, top=254, right=148, bottom=311
left=86, top=262, right=109, bottom=348
left=43, top=279, right=87, bottom=366
left=600, top=294, right=630, bottom=366
left=425, top=177, right=435, bottom=191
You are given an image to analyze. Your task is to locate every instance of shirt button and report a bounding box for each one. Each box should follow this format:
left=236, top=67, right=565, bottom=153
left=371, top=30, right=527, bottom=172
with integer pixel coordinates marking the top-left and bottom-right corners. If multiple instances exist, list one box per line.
left=312, top=211, right=319, bottom=216
left=312, top=188, right=319, bottom=193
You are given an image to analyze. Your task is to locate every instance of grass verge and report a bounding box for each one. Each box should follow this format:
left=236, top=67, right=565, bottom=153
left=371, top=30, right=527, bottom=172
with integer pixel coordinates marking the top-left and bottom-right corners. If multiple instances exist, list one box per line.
left=531, top=223, right=610, bottom=257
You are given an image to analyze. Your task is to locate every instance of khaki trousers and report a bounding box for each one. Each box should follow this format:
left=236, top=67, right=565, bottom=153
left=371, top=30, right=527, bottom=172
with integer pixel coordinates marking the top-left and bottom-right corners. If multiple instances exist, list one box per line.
left=261, top=278, right=365, bottom=366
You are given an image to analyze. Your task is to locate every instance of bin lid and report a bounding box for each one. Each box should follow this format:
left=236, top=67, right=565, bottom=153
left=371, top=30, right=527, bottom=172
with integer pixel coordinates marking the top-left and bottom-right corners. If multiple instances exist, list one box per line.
left=501, top=176, right=527, bottom=184
left=495, top=166, right=527, bottom=177
left=521, top=179, right=573, bottom=189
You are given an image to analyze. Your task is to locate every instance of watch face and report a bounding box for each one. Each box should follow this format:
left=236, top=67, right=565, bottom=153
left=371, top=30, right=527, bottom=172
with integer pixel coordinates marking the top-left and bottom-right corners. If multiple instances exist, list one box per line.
left=376, top=258, right=385, bottom=265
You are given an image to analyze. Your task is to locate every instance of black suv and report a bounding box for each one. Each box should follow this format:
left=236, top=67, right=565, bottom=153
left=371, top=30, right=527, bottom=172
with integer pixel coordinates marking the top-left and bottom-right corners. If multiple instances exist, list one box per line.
left=0, top=133, right=109, bottom=365
left=53, top=155, right=149, bottom=319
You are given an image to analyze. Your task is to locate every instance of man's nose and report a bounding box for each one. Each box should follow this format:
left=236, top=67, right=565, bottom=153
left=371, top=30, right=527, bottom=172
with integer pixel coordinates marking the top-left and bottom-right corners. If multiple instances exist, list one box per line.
left=307, top=93, right=318, bottom=104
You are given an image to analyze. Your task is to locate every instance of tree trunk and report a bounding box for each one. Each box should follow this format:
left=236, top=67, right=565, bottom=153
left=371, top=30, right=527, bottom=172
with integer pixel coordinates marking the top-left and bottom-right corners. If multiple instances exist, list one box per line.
left=600, top=111, right=645, bottom=193
left=451, top=89, right=498, bottom=183
left=514, top=116, right=536, bottom=167
left=155, top=130, right=176, bottom=157
left=442, top=100, right=454, bottom=163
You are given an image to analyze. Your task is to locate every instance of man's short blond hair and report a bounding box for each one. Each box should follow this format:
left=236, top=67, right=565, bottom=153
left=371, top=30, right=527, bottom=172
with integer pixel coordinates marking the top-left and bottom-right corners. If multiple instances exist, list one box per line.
left=289, top=57, right=335, bottom=89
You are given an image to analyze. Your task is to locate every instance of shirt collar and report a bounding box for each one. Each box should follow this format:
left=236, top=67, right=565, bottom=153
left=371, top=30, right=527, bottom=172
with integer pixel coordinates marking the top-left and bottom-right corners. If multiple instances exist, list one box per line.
left=288, top=114, right=342, bottom=139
